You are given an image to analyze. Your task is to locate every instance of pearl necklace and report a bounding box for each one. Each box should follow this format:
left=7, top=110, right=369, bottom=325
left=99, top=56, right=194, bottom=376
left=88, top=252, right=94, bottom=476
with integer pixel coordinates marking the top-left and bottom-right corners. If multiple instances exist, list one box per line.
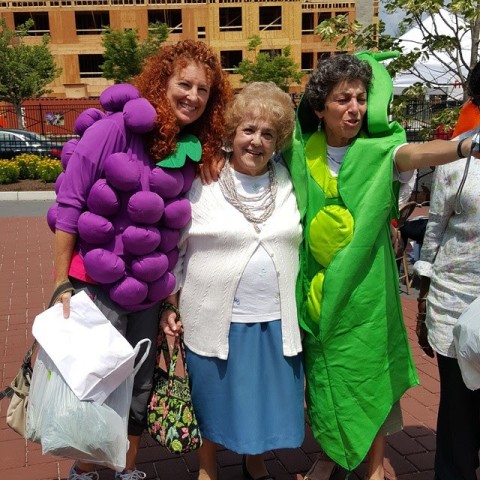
left=218, top=156, right=278, bottom=233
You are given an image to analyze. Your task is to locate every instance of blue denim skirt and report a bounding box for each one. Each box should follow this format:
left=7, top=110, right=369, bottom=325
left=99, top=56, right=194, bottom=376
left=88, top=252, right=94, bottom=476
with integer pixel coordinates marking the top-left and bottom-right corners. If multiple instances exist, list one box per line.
left=186, top=320, right=305, bottom=454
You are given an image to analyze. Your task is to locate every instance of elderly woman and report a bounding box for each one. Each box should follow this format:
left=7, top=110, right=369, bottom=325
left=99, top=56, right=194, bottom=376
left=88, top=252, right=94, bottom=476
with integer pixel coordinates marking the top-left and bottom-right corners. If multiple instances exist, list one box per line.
left=161, top=82, right=304, bottom=480
left=50, top=40, right=232, bottom=480
left=414, top=61, right=480, bottom=480
left=282, top=53, right=479, bottom=480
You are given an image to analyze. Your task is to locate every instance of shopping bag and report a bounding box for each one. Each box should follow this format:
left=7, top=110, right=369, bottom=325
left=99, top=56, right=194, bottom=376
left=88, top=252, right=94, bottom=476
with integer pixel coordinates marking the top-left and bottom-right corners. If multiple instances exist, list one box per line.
left=32, top=290, right=139, bottom=403
left=4, top=341, right=36, bottom=436
left=453, top=296, right=480, bottom=390
left=26, top=339, right=150, bottom=472
left=147, top=332, right=202, bottom=454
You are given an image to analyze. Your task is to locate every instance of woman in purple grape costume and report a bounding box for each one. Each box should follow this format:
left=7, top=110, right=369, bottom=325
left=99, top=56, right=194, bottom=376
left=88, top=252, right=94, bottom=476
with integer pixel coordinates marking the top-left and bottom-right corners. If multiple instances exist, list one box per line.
left=47, top=40, right=232, bottom=480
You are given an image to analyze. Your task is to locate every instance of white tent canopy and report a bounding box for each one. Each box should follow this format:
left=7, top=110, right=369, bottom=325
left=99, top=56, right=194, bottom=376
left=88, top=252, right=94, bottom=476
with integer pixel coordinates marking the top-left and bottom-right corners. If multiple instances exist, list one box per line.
left=392, top=9, right=471, bottom=99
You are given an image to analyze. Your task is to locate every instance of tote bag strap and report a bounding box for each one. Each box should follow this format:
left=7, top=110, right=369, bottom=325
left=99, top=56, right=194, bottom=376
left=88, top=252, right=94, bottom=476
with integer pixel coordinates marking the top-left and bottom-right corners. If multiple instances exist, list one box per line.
left=157, top=332, right=189, bottom=397
left=166, top=334, right=188, bottom=378
left=131, top=338, right=152, bottom=377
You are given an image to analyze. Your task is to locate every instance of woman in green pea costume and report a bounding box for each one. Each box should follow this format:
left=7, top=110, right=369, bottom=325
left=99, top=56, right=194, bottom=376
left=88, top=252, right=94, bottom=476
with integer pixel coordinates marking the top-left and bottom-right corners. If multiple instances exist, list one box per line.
left=282, top=53, right=479, bottom=480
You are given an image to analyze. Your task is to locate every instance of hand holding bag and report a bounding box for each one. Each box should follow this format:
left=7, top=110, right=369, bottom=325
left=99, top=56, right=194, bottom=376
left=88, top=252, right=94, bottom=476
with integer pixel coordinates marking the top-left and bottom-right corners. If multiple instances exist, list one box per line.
left=147, top=332, right=202, bottom=454
left=32, top=290, right=141, bottom=403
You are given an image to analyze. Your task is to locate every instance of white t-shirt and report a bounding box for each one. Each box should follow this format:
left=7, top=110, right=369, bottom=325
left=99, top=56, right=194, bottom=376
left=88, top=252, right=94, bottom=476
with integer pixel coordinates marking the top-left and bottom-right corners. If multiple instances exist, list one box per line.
left=326, top=144, right=414, bottom=184
left=228, top=168, right=281, bottom=323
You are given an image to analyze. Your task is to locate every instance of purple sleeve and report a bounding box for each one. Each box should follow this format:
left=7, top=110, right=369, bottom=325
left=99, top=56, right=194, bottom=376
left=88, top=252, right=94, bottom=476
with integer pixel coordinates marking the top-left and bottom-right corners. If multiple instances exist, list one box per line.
left=56, top=117, right=127, bottom=234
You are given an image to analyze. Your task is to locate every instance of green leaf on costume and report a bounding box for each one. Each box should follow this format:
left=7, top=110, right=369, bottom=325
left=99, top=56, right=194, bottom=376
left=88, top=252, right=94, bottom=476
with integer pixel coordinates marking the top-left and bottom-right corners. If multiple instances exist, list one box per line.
left=157, top=134, right=202, bottom=168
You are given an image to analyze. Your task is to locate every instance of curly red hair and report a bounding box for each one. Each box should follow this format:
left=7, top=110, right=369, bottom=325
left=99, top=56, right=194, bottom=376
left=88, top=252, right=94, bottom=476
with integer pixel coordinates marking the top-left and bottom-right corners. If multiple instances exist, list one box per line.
left=135, top=40, right=233, bottom=166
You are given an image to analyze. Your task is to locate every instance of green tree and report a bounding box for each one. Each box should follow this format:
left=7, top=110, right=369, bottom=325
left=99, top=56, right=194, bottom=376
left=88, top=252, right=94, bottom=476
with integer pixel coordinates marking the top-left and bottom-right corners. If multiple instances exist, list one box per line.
left=100, top=22, right=169, bottom=84
left=0, top=19, right=61, bottom=129
left=235, top=36, right=303, bottom=92
left=315, top=1, right=480, bottom=134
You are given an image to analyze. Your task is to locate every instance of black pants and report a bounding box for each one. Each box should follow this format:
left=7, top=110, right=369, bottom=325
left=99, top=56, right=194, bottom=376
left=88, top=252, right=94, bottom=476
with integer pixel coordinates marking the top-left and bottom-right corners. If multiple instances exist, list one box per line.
left=435, top=354, right=480, bottom=480
left=400, top=217, right=428, bottom=248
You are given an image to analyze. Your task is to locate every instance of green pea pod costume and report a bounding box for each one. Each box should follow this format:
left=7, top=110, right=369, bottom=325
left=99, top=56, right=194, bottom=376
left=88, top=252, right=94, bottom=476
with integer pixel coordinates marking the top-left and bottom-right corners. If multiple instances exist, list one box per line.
left=282, top=52, right=419, bottom=470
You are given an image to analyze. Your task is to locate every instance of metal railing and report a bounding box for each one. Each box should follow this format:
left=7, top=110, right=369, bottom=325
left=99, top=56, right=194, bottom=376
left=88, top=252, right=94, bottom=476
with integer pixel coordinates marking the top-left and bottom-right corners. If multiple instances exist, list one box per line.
left=0, top=102, right=100, bottom=137
left=395, top=97, right=462, bottom=143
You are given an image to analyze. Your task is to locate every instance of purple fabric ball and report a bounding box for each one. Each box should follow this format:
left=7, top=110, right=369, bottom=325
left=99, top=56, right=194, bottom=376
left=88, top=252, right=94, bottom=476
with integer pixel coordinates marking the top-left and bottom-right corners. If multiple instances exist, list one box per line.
left=127, top=191, right=165, bottom=225
left=84, top=249, right=126, bottom=284
left=149, top=167, right=184, bottom=199
left=181, top=161, right=196, bottom=193
left=46, top=204, right=58, bottom=233
left=166, top=247, right=179, bottom=271
left=61, top=138, right=79, bottom=170
left=100, top=84, right=141, bottom=113
left=123, top=98, right=156, bottom=134
left=77, top=212, right=115, bottom=245
left=109, top=275, right=148, bottom=306
left=87, top=179, right=120, bottom=217
left=55, top=172, right=65, bottom=195
left=158, top=227, right=180, bottom=252
left=122, top=225, right=161, bottom=255
left=74, top=108, right=105, bottom=136
left=162, top=198, right=192, bottom=230
left=131, top=252, right=169, bottom=282
left=147, top=271, right=176, bottom=302
left=104, top=152, right=141, bottom=192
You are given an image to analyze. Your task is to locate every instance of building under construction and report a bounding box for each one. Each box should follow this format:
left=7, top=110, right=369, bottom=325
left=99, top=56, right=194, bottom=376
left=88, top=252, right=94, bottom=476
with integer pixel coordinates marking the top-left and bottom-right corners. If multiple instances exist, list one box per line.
left=1, top=0, right=379, bottom=98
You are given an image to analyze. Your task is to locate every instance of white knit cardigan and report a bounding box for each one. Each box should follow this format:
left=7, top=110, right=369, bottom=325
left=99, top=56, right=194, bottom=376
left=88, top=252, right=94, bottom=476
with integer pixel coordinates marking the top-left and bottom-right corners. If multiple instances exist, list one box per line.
left=173, top=162, right=303, bottom=359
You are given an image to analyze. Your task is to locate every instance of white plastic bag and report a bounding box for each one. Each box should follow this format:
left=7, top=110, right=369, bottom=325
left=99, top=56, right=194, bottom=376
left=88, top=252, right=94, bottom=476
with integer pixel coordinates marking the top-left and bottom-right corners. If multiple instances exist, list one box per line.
left=32, top=290, right=139, bottom=404
left=26, top=339, right=150, bottom=472
left=453, top=296, right=480, bottom=390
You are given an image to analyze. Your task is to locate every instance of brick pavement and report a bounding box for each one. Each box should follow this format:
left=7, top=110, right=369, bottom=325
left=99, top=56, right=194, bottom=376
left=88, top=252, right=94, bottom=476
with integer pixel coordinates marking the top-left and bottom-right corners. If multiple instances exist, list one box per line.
left=0, top=214, right=453, bottom=480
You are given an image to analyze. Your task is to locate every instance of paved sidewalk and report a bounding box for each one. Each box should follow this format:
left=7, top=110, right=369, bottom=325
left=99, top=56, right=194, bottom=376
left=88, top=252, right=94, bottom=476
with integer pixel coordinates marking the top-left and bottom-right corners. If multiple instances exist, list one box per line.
left=0, top=210, right=448, bottom=480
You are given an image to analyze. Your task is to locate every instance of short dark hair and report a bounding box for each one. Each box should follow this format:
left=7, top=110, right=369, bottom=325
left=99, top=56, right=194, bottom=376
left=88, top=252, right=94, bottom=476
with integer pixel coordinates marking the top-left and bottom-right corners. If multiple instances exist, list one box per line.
left=305, top=54, right=373, bottom=112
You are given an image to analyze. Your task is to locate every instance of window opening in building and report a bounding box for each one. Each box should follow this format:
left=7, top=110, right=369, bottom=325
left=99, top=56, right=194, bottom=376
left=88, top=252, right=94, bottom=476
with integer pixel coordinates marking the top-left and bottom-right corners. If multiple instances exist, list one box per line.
left=79, top=54, right=104, bottom=78
left=197, top=26, right=206, bottom=39
left=302, top=12, right=314, bottom=34
left=219, top=7, right=242, bottom=32
left=220, top=50, right=243, bottom=72
left=14, top=12, right=50, bottom=35
left=259, top=6, right=282, bottom=31
left=301, top=52, right=314, bottom=72
left=259, top=49, right=281, bottom=59
left=148, top=9, right=182, bottom=34
left=75, top=11, right=110, bottom=35
left=318, top=12, right=331, bottom=24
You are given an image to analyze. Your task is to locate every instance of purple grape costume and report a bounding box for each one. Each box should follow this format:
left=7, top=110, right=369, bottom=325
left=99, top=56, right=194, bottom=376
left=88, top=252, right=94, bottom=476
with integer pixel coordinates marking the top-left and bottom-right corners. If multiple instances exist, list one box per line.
left=47, top=84, right=199, bottom=310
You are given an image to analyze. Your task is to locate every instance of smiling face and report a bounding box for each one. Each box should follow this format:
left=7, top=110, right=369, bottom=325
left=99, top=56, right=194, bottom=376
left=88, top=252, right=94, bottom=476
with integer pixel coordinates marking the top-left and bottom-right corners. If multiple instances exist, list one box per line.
left=230, top=113, right=277, bottom=176
left=315, top=79, right=368, bottom=147
left=166, top=62, right=211, bottom=128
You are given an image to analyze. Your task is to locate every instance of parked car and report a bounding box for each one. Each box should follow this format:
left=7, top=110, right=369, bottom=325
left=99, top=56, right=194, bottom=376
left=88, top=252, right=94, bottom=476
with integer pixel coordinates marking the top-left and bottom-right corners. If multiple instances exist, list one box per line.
left=0, top=129, right=63, bottom=159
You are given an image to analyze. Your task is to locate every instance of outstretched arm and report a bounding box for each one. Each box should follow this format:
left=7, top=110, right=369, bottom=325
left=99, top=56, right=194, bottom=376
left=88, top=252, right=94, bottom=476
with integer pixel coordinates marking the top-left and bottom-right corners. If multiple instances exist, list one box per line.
left=395, top=135, right=479, bottom=173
